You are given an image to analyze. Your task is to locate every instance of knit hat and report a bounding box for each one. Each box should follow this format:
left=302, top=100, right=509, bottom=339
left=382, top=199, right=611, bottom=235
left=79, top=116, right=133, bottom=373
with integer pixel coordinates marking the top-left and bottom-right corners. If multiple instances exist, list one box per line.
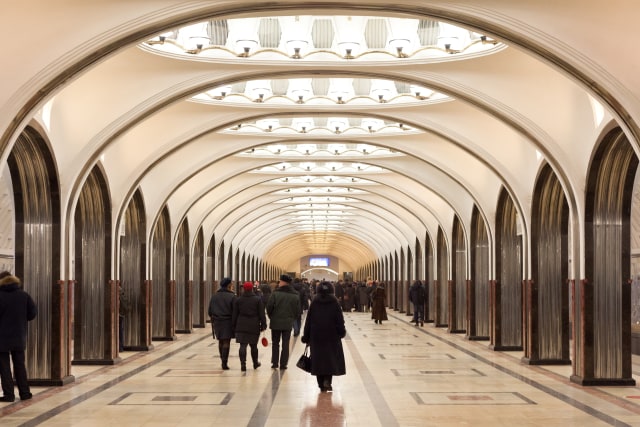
left=318, top=281, right=334, bottom=294
left=279, top=274, right=292, bottom=283
left=243, top=281, right=254, bottom=291
left=220, top=277, right=232, bottom=288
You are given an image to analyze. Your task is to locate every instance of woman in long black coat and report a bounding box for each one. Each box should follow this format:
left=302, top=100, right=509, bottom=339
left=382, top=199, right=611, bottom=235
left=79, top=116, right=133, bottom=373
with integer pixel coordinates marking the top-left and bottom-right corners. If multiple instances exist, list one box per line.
left=232, top=282, right=267, bottom=371
left=301, top=281, right=346, bottom=392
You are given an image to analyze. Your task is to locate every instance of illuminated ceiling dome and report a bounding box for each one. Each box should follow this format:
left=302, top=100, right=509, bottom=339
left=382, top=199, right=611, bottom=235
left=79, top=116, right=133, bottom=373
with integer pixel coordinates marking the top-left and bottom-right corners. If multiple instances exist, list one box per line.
left=193, top=77, right=449, bottom=105
left=144, top=15, right=501, bottom=61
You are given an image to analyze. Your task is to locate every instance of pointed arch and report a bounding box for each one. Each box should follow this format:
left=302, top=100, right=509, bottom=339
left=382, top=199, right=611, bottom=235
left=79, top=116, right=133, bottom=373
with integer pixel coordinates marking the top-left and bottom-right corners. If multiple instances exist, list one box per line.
left=575, top=127, right=638, bottom=385
left=7, top=125, right=70, bottom=383
left=450, top=215, right=467, bottom=333
left=73, top=164, right=114, bottom=363
left=491, top=188, right=523, bottom=350
left=526, top=163, right=570, bottom=364
left=152, top=206, right=174, bottom=340
left=119, top=189, right=151, bottom=350
left=193, top=227, right=205, bottom=328
left=435, top=227, right=449, bottom=327
left=175, top=219, right=191, bottom=333
left=468, top=205, right=490, bottom=340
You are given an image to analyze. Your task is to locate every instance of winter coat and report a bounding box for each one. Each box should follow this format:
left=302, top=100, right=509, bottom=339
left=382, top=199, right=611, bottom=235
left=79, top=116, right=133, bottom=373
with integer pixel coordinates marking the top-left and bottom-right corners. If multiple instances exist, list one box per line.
left=0, top=275, right=37, bottom=352
left=357, top=285, right=369, bottom=307
left=293, top=282, right=310, bottom=311
left=232, top=290, right=267, bottom=345
left=208, top=288, right=236, bottom=340
left=343, top=285, right=355, bottom=311
left=371, top=286, right=388, bottom=321
left=259, top=283, right=272, bottom=306
left=302, top=293, right=346, bottom=376
left=409, top=282, right=426, bottom=308
left=266, top=284, right=300, bottom=330
left=334, top=283, right=344, bottom=299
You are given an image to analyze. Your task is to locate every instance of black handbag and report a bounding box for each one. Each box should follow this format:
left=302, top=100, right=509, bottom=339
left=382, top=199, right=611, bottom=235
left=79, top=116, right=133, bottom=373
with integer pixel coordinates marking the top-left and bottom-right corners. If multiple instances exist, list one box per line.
left=296, top=345, right=311, bottom=373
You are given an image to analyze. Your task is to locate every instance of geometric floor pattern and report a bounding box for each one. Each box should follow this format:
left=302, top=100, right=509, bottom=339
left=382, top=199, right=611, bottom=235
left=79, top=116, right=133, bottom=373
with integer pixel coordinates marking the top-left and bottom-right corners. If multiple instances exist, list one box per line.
left=1, top=311, right=640, bottom=426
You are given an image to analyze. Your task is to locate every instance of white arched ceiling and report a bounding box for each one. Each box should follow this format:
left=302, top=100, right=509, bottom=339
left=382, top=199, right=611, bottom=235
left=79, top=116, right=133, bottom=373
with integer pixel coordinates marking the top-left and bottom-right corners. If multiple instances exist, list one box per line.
left=0, top=2, right=638, bottom=279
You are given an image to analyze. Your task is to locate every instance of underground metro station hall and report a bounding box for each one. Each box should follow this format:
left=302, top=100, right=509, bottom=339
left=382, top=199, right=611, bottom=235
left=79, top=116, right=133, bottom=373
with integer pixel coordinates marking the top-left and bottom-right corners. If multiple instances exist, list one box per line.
left=2, top=1, right=640, bottom=426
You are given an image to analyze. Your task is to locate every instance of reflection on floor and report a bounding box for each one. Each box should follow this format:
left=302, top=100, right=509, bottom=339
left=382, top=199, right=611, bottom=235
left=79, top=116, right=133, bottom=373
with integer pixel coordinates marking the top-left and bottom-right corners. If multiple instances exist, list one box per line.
left=2, top=311, right=640, bottom=426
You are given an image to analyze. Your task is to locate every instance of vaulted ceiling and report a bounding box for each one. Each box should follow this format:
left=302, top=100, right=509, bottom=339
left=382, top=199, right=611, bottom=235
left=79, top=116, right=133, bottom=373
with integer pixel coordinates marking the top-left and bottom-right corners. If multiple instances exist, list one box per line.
left=0, top=2, right=637, bottom=276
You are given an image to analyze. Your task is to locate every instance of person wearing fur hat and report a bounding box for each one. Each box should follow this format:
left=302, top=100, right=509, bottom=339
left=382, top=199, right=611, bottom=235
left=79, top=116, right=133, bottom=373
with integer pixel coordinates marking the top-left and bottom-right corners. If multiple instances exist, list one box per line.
left=208, top=277, right=236, bottom=370
left=0, top=272, right=37, bottom=402
left=232, top=282, right=267, bottom=371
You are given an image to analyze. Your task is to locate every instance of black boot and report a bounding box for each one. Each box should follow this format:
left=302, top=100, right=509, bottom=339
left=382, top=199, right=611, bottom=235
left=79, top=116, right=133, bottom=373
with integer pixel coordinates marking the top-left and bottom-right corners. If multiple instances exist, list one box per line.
left=323, top=377, right=333, bottom=392
left=239, top=345, right=247, bottom=371
left=221, top=343, right=230, bottom=370
left=251, top=345, right=260, bottom=369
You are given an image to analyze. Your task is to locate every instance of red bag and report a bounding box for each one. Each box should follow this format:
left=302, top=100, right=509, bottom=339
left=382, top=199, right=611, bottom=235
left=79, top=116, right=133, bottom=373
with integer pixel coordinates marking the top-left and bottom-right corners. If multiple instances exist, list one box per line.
left=261, top=332, right=268, bottom=347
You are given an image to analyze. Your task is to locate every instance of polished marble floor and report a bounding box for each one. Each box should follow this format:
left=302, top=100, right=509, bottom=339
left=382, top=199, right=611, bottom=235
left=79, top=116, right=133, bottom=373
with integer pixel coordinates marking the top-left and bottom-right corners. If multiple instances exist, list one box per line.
left=2, top=311, right=640, bottom=426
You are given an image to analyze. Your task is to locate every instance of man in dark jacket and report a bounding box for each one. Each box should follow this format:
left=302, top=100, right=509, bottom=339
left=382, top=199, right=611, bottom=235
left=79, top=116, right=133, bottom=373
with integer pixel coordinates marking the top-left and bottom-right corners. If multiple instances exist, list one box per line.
left=409, top=280, right=426, bottom=326
left=266, top=274, right=300, bottom=369
left=0, top=273, right=37, bottom=402
left=208, top=277, right=236, bottom=370
left=292, top=278, right=308, bottom=336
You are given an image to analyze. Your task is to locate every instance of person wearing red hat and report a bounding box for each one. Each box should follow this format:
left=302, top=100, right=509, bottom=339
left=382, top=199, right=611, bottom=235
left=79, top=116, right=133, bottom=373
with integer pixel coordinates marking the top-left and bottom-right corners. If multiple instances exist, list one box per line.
left=232, top=281, right=267, bottom=371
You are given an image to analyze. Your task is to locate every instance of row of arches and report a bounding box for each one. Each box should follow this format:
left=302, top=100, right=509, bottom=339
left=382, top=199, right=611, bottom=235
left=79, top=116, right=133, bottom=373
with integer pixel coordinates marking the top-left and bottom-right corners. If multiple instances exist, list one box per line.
left=2, top=123, right=637, bottom=388
left=357, top=126, right=637, bottom=386
left=4, top=126, right=285, bottom=384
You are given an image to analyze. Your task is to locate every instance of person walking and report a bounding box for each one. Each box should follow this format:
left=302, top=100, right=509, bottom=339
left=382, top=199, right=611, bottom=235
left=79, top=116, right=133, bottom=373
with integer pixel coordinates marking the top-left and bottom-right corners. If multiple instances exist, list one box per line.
left=266, top=274, right=300, bottom=370
left=301, top=281, right=346, bottom=392
left=334, top=281, right=345, bottom=311
left=344, top=282, right=355, bottom=312
left=208, top=277, right=236, bottom=370
left=371, top=282, right=388, bottom=325
left=0, top=273, right=37, bottom=402
left=292, top=278, right=309, bottom=336
left=232, top=282, right=267, bottom=371
left=409, top=280, right=426, bottom=326
left=118, top=282, right=130, bottom=352
left=357, top=282, right=369, bottom=312
left=259, top=282, right=272, bottom=306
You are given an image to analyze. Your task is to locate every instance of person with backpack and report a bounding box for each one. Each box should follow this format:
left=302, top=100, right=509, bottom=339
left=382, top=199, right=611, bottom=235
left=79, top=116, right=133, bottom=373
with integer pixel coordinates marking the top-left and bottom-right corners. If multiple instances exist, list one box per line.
left=409, top=280, right=426, bottom=327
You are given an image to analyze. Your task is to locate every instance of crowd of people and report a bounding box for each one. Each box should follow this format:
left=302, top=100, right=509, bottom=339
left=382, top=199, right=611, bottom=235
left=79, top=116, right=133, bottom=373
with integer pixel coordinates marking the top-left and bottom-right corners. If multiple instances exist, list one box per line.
left=206, top=275, right=431, bottom=393
left=0, top=269, right=426, bottom=402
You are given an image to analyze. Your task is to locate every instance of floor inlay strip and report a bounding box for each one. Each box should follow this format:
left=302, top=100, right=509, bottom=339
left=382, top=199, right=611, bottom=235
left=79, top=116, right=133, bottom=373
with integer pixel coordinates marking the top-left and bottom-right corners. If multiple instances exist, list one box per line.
left=390, top=313, right=633, bottom=427
left=17, top=333, right=210, bottom=427
left=346, top=335, right=400, bottom=427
